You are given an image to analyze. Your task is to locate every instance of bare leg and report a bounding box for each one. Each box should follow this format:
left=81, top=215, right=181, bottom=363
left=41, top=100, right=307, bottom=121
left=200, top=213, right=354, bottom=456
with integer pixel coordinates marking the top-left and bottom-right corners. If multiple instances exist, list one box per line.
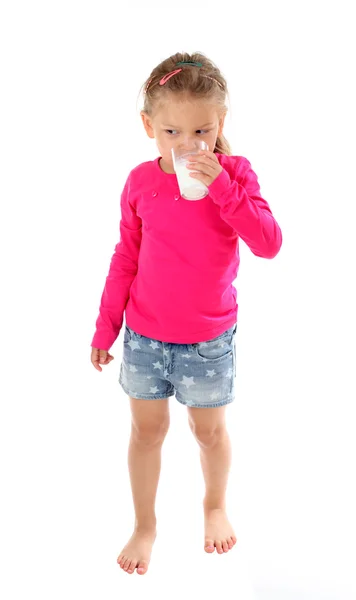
left=201, top=426, right=232, bottom=510
left=117, top=398, right=169, bottom=575
left=188, top=407, right=238, bottom=554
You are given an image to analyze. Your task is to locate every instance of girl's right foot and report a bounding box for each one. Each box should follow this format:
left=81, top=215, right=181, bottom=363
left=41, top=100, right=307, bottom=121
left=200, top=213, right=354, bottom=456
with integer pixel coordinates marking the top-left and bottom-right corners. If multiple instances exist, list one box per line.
left=117, top=526, right=157, bottom=575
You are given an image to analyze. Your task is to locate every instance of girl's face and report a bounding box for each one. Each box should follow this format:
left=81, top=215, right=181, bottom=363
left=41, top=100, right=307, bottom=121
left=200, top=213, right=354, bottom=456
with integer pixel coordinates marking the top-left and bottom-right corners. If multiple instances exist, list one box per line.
left=141, top=96, right=226, bottom=173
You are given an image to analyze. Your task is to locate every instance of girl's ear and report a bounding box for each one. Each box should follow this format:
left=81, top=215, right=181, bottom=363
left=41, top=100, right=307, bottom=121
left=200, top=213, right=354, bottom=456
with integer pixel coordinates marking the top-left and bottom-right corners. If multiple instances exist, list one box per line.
left=140, top=111, right=155, bottom=139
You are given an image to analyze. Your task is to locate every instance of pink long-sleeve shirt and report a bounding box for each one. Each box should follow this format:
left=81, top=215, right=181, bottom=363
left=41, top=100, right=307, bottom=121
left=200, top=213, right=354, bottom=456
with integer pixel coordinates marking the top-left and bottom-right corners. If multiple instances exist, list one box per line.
left=91, top=153, right=282, bottom=351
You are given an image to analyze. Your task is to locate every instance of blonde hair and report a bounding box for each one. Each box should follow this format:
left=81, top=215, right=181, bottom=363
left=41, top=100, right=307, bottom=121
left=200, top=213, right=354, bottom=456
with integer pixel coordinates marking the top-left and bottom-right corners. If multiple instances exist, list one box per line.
left=138, top=51, right=232, bottom=156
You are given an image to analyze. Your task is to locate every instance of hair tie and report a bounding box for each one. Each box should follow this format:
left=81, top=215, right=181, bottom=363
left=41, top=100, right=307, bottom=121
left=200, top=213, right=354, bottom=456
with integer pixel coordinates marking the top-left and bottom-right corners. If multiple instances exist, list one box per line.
left=176, top=61, right=203, bottom=67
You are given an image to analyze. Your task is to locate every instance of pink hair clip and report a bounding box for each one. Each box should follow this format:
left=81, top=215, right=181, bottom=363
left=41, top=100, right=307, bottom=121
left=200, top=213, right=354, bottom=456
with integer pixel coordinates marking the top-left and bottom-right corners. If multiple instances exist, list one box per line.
left=144, top=62, right=223, bottom=94
left=159, top=68, right=182, bottom=86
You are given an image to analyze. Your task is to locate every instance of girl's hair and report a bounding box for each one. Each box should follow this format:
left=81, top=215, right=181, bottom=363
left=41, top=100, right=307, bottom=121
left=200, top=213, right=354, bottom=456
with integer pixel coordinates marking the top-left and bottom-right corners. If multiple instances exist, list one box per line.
left=138, top=51, right=232, bottom=156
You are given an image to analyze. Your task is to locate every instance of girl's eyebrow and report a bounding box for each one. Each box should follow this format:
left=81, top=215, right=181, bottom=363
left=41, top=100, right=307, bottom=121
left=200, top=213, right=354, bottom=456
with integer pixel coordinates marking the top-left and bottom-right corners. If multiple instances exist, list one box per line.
left=162, top=122, right=214, bottom=128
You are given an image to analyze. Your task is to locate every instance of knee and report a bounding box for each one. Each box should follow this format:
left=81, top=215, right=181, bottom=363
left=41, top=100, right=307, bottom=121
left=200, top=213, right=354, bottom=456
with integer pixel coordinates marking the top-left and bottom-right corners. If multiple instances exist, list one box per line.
left=189, top=422, right=225, bottom=448
left=131, top=420, right=169, bottom=446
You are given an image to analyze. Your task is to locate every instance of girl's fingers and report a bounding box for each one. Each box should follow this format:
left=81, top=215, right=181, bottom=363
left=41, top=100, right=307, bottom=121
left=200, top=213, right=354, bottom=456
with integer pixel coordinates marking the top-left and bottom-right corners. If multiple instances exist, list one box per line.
left=188, top=155, right=219, bottom=172
left=189, top=150, right=219, bottom=163
left=188, top=162, right=216, bottom=177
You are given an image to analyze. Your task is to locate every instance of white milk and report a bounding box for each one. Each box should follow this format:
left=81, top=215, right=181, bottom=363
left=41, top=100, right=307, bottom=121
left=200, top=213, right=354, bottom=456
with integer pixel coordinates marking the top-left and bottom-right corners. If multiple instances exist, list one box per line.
left=172, top=152, right=209, bottom=200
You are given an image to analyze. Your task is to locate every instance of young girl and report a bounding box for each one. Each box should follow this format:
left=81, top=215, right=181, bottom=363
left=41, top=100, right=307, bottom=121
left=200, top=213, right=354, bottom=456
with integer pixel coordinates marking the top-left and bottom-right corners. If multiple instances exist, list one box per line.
left=90, top=52, right=282, bottom=576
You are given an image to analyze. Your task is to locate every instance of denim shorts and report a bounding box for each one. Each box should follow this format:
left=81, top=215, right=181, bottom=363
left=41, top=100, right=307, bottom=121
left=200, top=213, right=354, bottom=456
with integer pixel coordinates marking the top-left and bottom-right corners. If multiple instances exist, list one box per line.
left=118, top=323, right=237, bottom=408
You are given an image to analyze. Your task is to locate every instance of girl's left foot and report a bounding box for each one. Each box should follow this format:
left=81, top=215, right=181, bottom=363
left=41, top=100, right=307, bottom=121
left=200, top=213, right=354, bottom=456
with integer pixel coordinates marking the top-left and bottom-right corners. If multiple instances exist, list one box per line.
left=203, top=507, right=237, bottom=553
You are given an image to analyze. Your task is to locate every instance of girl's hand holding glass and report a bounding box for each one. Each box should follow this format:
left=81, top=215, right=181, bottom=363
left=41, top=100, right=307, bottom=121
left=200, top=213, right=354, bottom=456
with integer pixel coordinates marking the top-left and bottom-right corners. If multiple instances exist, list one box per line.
left=187, top=149, right=223, bottom=187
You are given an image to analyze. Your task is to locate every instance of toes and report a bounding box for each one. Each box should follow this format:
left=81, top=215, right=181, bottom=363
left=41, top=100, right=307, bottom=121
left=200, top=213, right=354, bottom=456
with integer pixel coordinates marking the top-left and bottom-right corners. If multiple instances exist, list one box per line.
left=215, top=541, right=223, bottom=554
left=137, top=560, right=148, bottom=574
left=227, top=538, right=234, bottom=549
left=122, top=558, right=131, bottom=571
left=231, top=535, right=237, bottom=545
left=118, top=556, right=149, bottom=574
left=222, top=540, right=229, bottom=552
left=205, top=540, right=215, bottom=553
left=127, top=561, right=136, bottom=574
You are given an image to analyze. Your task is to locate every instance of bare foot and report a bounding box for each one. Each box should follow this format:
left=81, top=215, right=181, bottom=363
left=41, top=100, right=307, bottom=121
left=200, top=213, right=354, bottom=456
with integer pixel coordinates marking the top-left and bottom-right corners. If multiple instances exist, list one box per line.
left=117, top=527, right=157, bottom=575
left=204, top=507, right=237, bottom=554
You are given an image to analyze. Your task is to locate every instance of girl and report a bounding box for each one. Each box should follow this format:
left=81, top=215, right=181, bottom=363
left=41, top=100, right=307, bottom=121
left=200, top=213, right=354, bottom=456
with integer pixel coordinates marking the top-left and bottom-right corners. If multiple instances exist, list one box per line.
left=90, top=51, right=282, bottom=575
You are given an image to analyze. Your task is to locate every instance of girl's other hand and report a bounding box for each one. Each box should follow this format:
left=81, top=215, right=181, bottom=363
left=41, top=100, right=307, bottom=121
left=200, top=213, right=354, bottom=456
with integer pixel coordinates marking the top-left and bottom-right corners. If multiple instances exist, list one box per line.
left=91, top=347, right=114, bottom=371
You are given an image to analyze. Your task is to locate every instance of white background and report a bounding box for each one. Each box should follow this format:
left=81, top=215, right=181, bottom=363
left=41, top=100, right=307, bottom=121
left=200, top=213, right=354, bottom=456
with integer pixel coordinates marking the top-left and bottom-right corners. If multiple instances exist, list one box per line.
left=1, top=1, right=355, bottom=598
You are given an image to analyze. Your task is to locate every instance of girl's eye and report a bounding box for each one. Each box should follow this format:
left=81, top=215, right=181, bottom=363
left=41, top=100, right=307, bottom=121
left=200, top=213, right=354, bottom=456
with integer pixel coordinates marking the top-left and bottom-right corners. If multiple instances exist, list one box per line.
left=165, top=130, right=208, bottom=135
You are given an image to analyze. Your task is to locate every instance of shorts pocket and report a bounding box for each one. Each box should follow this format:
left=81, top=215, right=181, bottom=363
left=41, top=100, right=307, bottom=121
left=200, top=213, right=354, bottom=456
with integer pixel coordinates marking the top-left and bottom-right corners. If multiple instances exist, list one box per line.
left=193, top=324, right=237, bottom=361
left=194, top=332, right=234, bottom=361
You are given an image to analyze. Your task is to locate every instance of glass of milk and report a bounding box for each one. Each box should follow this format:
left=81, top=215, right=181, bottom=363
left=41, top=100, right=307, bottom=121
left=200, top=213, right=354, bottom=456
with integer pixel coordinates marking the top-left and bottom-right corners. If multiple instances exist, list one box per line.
left=171, top=140, right=209, bottom=200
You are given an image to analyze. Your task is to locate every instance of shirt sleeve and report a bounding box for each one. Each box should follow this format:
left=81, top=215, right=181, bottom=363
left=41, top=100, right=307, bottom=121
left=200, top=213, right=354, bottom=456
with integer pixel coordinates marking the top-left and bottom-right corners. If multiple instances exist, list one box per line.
left=208, top=156, right=282, bottom=258
left=91, top=172, right=142, bottom=351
